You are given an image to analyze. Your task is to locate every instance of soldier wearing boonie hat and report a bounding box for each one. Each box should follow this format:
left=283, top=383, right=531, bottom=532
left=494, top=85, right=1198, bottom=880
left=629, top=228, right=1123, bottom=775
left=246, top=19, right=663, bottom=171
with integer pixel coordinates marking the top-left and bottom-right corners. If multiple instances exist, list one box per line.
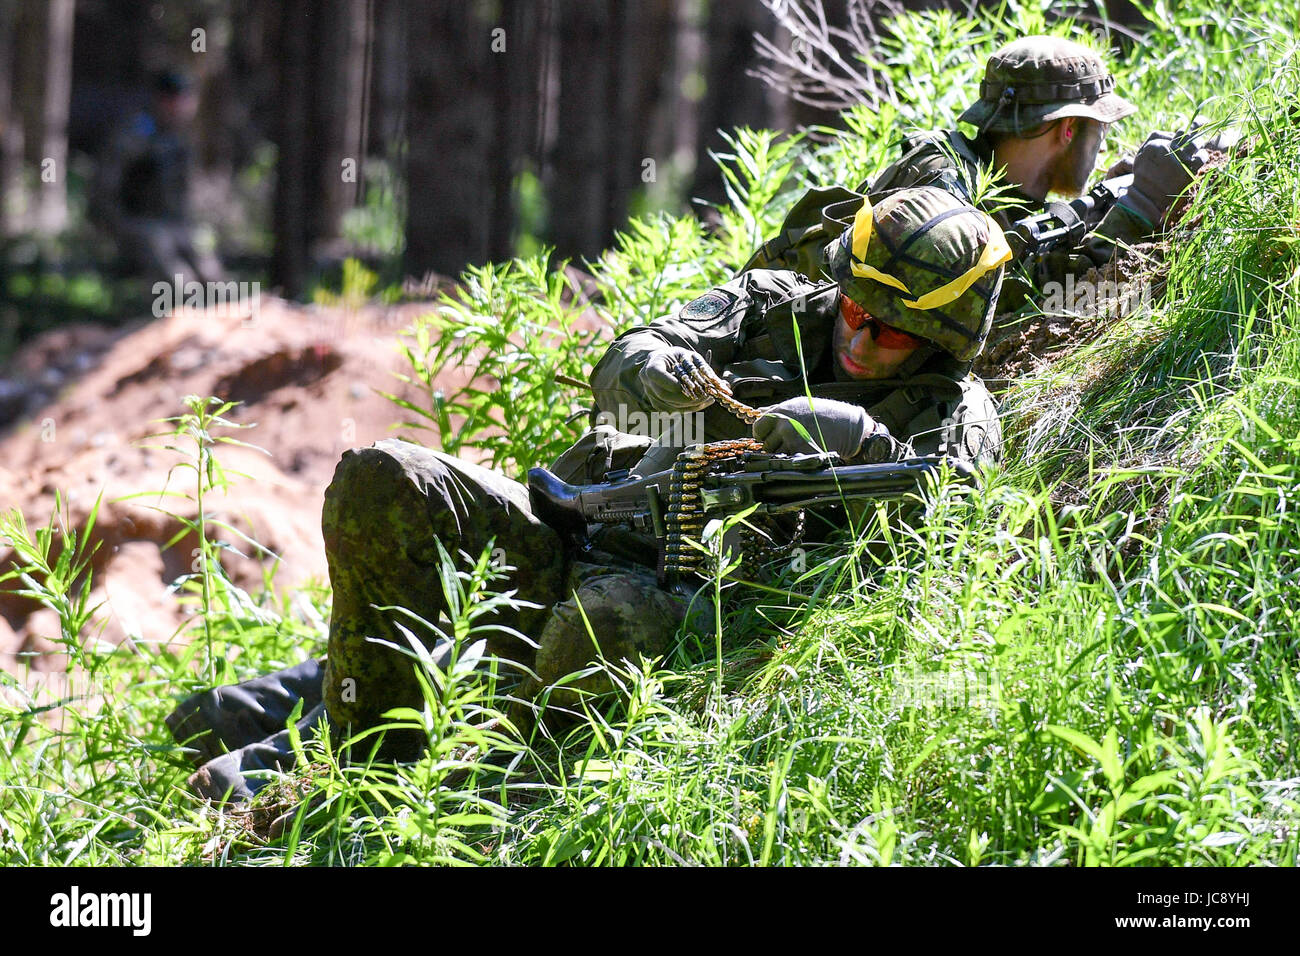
left=746, top=34, right=1208, bottom=313
left=958, top=35, right=1136, bottom=136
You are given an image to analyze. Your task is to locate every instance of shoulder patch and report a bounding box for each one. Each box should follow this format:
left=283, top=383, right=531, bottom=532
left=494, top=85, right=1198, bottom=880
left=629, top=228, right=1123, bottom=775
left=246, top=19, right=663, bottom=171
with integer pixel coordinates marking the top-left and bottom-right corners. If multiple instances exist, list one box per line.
left=678, top=290, right=735, bottom=322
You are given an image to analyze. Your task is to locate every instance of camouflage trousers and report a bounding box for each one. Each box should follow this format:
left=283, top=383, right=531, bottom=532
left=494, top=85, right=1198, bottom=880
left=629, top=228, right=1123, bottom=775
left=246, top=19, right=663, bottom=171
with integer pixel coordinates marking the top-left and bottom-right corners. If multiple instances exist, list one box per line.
left=321, top=439, right=688, bottom=756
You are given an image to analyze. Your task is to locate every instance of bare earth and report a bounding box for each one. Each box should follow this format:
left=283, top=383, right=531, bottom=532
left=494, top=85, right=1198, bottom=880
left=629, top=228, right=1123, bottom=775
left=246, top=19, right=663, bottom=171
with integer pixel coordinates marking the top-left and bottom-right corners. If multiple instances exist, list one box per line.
left=0, top=296, right=462, bottom=678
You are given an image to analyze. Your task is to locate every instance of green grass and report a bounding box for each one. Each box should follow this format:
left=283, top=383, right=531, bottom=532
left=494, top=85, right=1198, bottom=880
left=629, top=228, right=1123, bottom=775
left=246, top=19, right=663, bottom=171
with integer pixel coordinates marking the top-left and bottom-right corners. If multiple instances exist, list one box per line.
left=2, top=1, right=1299, bottom=866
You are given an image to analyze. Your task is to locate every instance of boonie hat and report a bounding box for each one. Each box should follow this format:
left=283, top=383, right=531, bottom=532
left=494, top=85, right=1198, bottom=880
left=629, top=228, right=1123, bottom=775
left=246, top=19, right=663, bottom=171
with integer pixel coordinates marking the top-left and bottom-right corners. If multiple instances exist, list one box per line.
left=958, top=35, right=1136, bottom=136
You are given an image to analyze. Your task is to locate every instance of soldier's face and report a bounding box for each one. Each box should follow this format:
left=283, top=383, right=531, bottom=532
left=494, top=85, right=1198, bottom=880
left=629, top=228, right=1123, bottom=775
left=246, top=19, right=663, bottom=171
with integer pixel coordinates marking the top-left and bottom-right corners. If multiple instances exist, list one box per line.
left=156, top=91, right=198, bottom=128
left=833, top=298, right=920, bottom=380
left=1047, top=118, right=1106, bottom=197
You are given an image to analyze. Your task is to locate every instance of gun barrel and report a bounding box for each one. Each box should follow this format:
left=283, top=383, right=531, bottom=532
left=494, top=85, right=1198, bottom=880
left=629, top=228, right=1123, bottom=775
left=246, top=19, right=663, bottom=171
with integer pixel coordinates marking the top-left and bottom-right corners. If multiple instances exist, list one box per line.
left=1007, top=173, right=1134, bottom=259
left=529, top=455, right=975, bottom=539
left=754, top=458, right=955, bottom=501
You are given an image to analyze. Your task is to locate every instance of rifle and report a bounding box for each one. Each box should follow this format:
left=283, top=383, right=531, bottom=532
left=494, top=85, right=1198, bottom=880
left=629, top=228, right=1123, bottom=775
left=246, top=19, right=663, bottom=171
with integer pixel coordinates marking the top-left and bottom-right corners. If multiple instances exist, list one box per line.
left=528, top=443, right=973, bottom=585
left=1004, top=173, right=1133, bottom=260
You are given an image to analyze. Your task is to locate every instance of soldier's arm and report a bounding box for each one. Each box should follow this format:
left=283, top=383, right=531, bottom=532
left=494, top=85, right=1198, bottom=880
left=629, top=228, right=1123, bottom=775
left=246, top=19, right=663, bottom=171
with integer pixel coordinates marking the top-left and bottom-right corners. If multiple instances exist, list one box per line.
left=1081, top=202, right=1152, bottom=259
left=1058, top=128, right=1207, bottom=271
left=861, top=376, right=1002, bottom=468
left=591, top=270, right=815, bottom=415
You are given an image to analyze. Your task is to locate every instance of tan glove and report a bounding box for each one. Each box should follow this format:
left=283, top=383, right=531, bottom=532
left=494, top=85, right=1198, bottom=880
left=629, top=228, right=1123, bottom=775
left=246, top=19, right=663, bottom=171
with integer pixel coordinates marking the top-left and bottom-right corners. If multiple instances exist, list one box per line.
left=753, top=397, right=881, bottom=460
left=1118, top=129, right=1206, bottom=228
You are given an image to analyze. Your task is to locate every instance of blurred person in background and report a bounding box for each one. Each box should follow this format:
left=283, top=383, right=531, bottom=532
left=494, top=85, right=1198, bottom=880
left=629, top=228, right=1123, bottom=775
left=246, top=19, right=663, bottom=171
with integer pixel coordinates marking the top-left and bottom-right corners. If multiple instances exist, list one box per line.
left=92, top=68, right=223, bottom=288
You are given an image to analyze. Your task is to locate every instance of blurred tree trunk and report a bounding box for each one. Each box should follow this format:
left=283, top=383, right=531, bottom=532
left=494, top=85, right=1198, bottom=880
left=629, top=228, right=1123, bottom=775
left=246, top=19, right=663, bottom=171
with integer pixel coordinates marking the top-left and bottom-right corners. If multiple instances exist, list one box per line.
left=36, top=0, right=72, bottom=234
left=12, top=0, right=74, bottom=234
left=656, top=0, right=705, bottom=208
left=369, top=0, right=408, bottom=155
left=310, top=0, right=369, bottom=247
left=611, top=0, right=673, bottom=232
left=692, top=0, right=776, bottom=202
left=0, top=0, right=19, bottom=238
left=272, top=0, right=370, bottom=296
left=487, top=0, right=541, bottom=261
left=271, top=0, right=312, bottom=296
left=546, top=0, right=614, bottom=261
left=224, top=0, right=274, bottom=171
left=405, top=1, right=494, bottom=279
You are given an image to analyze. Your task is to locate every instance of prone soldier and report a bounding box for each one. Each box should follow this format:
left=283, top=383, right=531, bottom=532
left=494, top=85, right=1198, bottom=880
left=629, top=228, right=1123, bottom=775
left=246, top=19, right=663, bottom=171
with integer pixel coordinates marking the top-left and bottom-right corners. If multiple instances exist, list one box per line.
left=92, top=69, right=224, bottom=287
left=167, top=186, right=1012, bottom=801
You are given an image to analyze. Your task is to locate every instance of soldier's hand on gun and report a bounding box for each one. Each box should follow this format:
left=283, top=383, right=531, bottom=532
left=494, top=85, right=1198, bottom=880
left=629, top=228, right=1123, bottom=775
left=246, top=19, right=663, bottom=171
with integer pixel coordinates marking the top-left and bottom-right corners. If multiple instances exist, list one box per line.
left=1120, top=128, right=1207, bottom=226
left=753, top=397, right=881, bottom=459
left=639, top=347, right=727, bottom=412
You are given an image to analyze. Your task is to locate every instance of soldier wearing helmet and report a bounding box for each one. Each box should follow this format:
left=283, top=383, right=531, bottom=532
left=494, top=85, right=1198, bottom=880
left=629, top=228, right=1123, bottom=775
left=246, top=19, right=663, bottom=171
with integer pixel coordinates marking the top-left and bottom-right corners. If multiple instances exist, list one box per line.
left=167, top=187, right=1009, bottom=803
left=605, top=185, right=1009, bottom=472
left=748, top=35, right=1207, bottom=309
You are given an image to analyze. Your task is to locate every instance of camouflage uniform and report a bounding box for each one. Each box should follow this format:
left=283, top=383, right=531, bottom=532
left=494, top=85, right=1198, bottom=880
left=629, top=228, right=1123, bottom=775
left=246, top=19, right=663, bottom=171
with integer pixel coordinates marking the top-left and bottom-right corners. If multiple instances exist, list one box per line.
left=316, top=252, right=1003, bottom=740
left=93, top=108, right=223, bottom=286
left=592, top=270, right=1001, bottom=468
left=166, top=186, right=1008, bottom=800
left=747, top=36, right=1150, bottom=311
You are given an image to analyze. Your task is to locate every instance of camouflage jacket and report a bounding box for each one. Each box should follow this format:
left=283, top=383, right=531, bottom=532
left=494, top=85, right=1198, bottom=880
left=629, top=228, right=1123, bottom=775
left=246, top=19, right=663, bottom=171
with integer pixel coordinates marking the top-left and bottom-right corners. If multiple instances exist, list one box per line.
left=751, top=128, right=1151, bottom=311
left=589, top=268, right=1001, bottom=470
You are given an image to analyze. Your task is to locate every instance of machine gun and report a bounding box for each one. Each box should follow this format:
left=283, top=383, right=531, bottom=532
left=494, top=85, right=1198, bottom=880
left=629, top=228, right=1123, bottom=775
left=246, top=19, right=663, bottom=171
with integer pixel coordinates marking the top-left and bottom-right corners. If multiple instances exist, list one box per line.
left=528, top=439, right=973, bottom=584
left=1004, top=173, right=1133, bottom=260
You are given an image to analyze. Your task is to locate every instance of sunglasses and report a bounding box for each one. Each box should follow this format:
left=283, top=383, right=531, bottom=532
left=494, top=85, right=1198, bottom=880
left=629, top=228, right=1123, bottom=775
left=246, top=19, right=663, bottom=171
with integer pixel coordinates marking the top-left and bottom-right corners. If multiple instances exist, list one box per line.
left=839, top=295, right=925, bottom=349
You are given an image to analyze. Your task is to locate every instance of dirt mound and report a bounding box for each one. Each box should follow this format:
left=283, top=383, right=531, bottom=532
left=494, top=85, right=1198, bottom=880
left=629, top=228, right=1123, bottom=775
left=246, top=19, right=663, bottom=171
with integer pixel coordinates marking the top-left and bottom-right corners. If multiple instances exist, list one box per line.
left=974, top=149, right=1232, bottom=387
left=0, top=296, right=459, bottom=676
left=974, top=241, right=1167, bottom=385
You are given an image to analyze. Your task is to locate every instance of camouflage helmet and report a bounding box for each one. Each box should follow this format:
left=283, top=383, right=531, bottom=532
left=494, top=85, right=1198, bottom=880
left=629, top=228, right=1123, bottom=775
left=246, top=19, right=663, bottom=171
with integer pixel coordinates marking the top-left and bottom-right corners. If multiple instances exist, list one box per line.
left=824, top=186, right=1011, bottom=363
left=958, top=35, right=1136, bottom=136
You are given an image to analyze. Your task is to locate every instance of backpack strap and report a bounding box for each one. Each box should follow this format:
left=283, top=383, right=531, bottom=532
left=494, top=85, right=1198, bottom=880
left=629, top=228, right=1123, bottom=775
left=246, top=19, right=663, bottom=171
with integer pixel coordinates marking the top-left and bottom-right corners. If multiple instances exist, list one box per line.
left=865, top=370, right=965, bottom=438
left=740, top=185, right=864, bottom=274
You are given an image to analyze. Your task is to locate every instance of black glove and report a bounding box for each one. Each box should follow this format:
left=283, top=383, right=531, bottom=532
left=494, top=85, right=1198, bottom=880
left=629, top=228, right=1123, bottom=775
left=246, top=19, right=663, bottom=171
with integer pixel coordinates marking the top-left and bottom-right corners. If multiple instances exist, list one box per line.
left=1118, top=129, right=1205, bottom=228
left=638, top=347, right=718, bottom=412
left=753, top=397, right=881, bottom=459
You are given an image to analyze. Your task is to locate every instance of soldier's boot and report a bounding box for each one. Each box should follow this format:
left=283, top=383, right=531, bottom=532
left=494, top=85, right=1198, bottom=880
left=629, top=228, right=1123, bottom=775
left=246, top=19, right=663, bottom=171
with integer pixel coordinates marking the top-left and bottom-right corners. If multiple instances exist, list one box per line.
left=185, top=701, right=330, bottom=805
left=321, top=440, right=565, bottom=760
left=166, top=658, right=326, bottom=768
left=514, top=573, right=689, bottom=729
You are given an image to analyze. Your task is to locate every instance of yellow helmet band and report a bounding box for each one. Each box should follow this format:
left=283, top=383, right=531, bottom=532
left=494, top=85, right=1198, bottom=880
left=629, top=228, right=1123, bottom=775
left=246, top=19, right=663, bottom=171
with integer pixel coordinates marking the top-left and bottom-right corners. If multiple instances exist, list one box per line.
left=847, top=198, right=1012, bottom=310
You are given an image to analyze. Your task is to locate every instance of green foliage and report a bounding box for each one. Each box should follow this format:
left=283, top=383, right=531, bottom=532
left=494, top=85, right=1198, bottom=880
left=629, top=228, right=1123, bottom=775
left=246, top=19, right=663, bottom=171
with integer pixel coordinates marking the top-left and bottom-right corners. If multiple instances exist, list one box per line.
left=380, top=129, right=808, bottom=475
left=311, top=257, right=389, bottom=310
left=122, top=396, right=275, bottom=684
left=382, top=255, right=604, bottom=473
left=340, top=158, right=406, bottom=258
left=710, top=127, right=805, bottom=270
left=3, top=0, right=1300, bottom=868
left=589, top=213, right=721, bottom=325
left=266, top=542, right=526, bottom=866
